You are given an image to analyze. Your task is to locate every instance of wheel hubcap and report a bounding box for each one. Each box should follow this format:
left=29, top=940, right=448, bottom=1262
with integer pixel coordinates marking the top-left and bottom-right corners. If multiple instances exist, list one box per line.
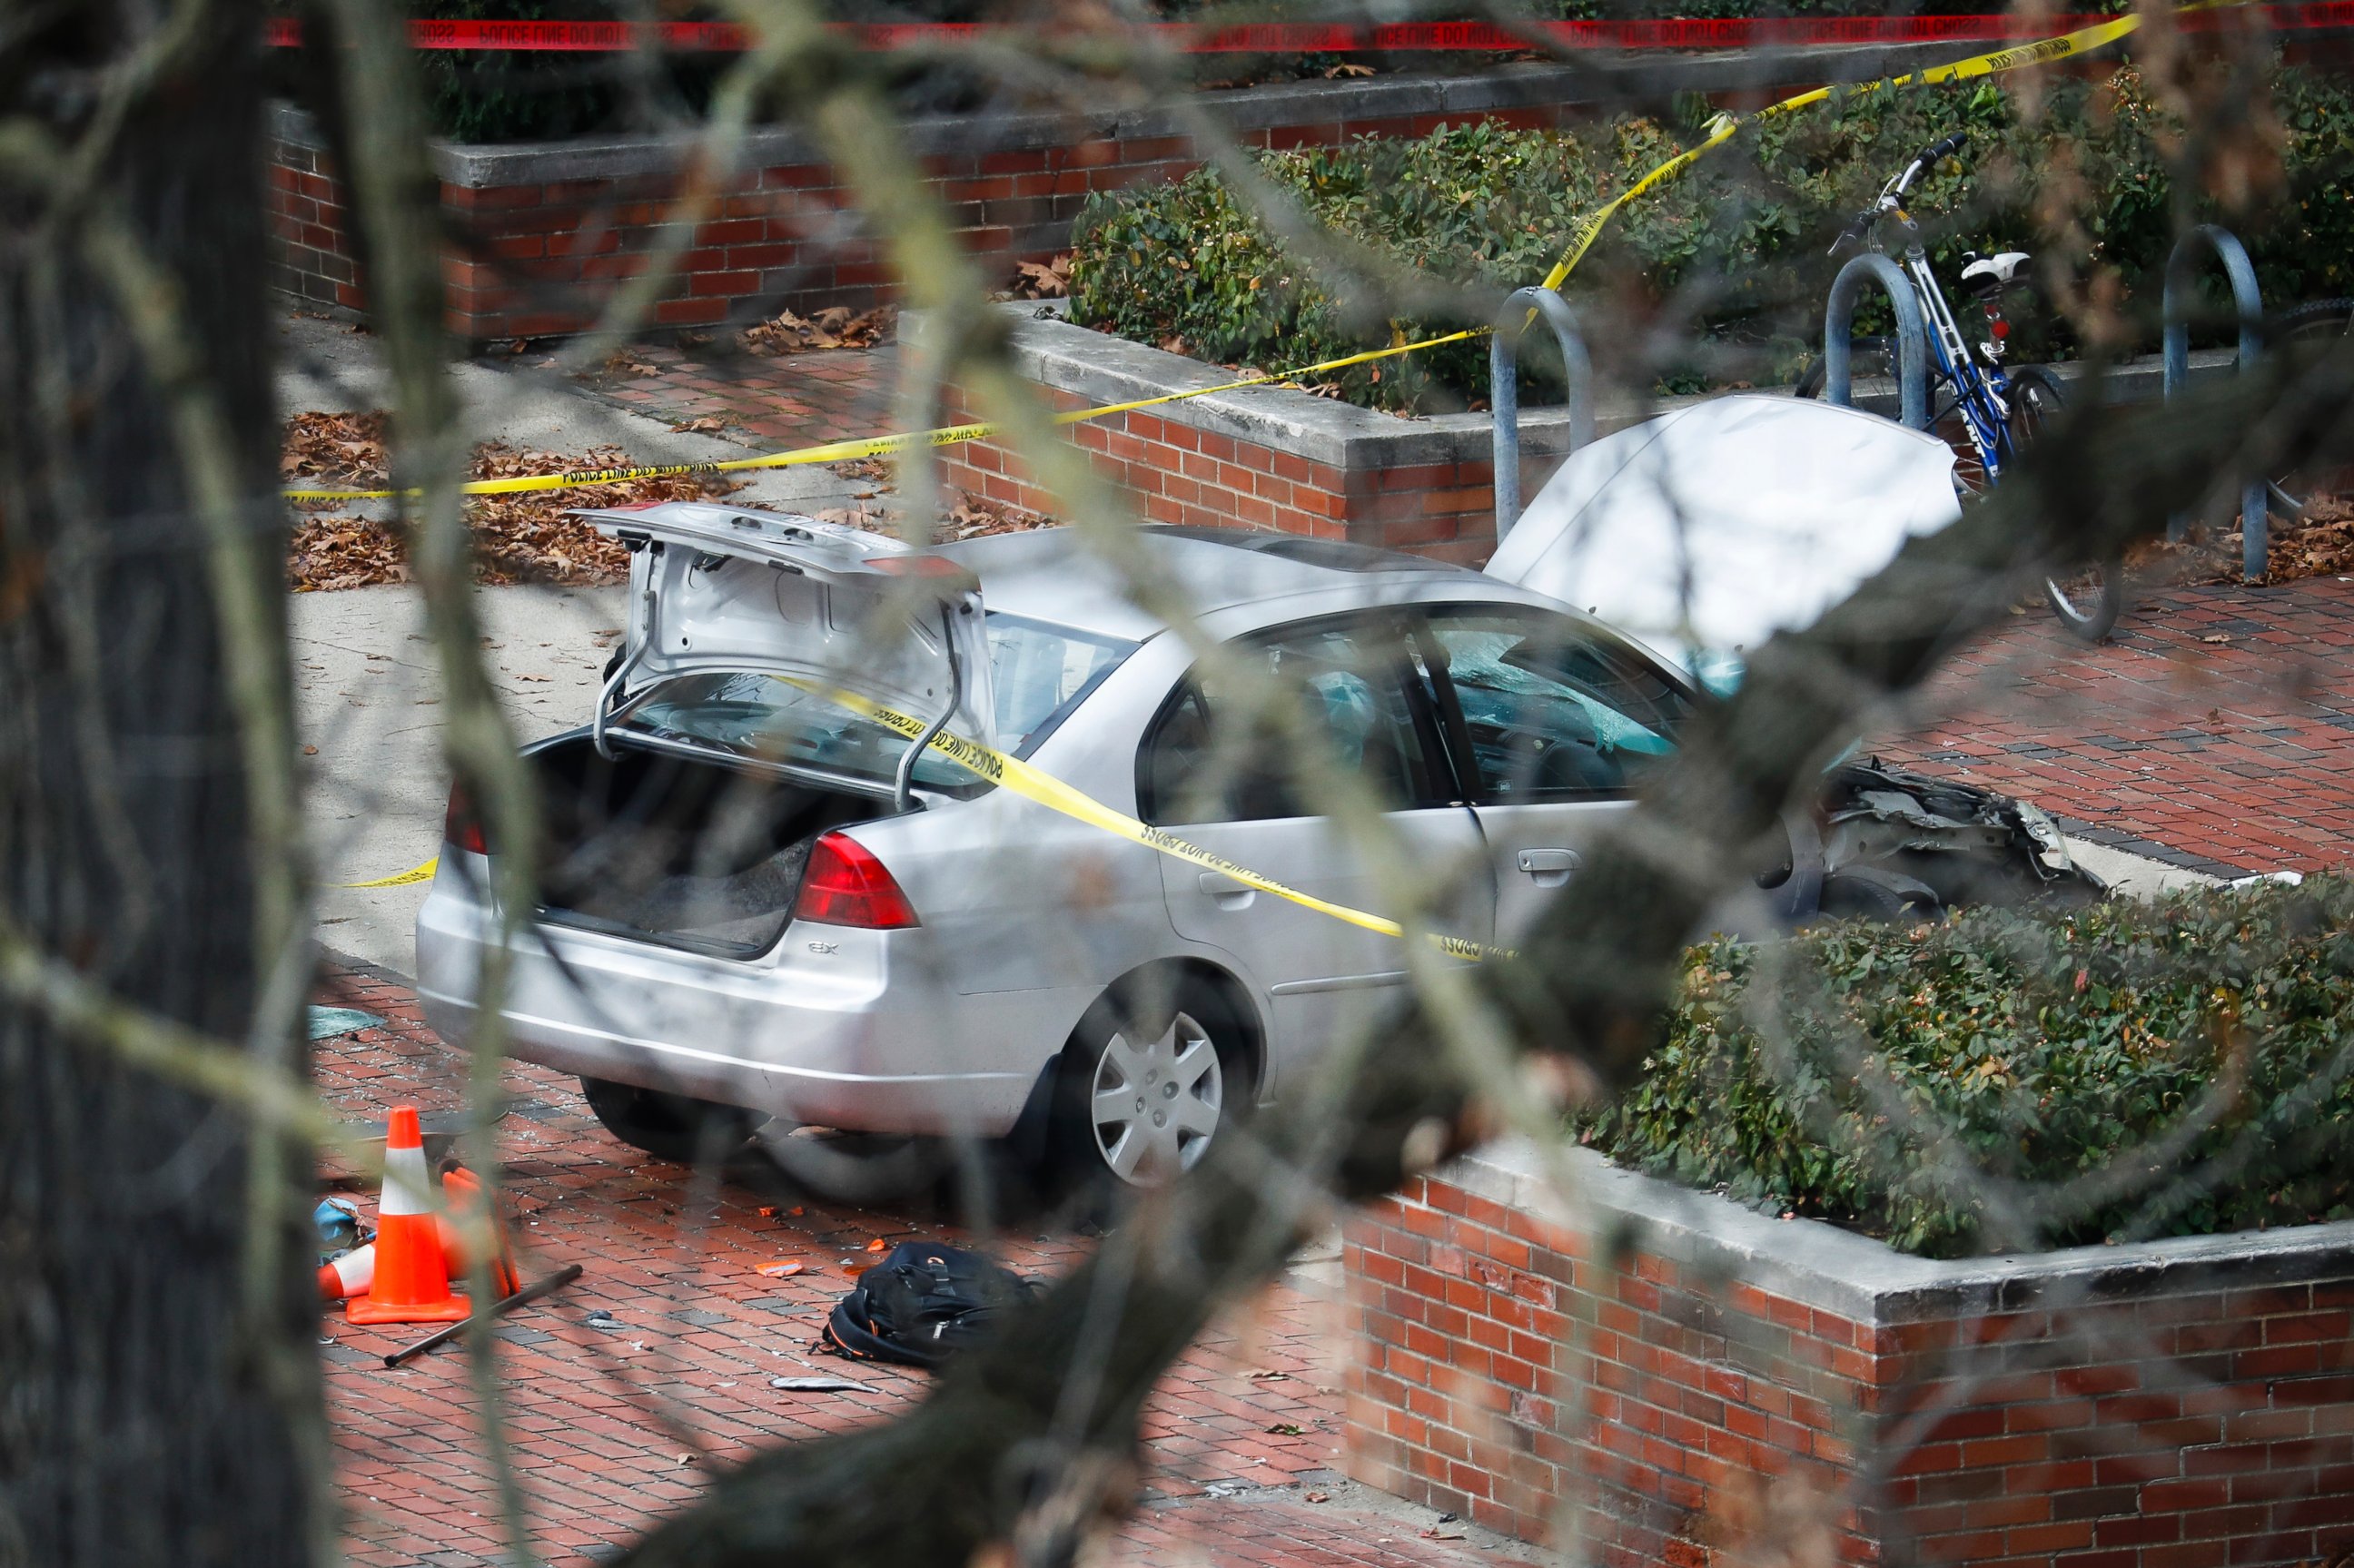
left=1090, top=1011, right=1222, bottom=1186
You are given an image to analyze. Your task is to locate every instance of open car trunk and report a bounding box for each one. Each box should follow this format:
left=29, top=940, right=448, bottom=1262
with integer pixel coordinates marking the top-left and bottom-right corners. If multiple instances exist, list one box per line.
left=529, top=735, right=883, bottom=958
left=502, top=503, right=996, bottom=958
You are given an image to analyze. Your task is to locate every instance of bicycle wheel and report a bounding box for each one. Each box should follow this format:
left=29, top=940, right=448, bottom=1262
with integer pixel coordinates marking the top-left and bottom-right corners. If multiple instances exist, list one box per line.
left=1792, top=337, right=1895, bottom=400
left=2262, top=300, right=2354, bottom=519
left=1796, top=340, right=1979, bottom=483
left=2020, top=366, right=2121, bottom=641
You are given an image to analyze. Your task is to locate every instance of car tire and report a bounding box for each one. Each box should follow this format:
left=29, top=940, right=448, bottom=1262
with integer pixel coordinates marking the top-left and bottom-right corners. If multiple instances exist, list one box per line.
left=579, top=1076, right=756, bottom=1167
left=752, top=1124, right=957, bottom=1208
left=1817, top=868, right=1941, bottom=923
left=1052, top=979, right=1248, bottom=1192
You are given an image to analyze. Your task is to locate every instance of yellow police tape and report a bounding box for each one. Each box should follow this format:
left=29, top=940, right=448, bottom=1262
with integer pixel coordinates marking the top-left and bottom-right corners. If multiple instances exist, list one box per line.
left=283, top=6, right=2171, bottom=507
left=782, top=678, right=1514, bottom=963
left=1537, top=8, right=2151, bottom=289
left=340, top=858, right=440, bottom=889
left=282, top=331, right=1488, bottom=504
left=286, top=6, right=2166, bottom=510
left=332, top=678, right=1508, bottom=962
left=328, top=7, right=2185, bottom=892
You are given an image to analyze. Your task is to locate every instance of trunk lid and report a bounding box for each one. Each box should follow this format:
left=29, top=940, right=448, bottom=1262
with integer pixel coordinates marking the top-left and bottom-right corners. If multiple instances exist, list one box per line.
left=579, top=503, right=994, bottom=784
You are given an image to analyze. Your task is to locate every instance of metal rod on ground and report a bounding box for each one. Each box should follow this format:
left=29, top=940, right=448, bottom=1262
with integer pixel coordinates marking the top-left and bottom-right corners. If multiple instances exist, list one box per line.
left=382, top=1264, right=585, bottom=1368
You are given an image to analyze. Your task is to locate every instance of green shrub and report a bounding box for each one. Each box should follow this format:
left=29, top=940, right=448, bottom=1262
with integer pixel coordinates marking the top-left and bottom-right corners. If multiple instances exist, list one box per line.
left=1578, top=877, right=2354, bottom=1258
left=1068, top=62, right=2354, bottom=409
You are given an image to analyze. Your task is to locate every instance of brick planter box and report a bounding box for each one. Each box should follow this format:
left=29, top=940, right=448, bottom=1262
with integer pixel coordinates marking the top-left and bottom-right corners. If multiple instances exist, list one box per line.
left=265, top=41, right=1980, bottom=341
left=1344, top=1139, right=2354, bottom=1567
left=925, top=304, right=1597, bottom=563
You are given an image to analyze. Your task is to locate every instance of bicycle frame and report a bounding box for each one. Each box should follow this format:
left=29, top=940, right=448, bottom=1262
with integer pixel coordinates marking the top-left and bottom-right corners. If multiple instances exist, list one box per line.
left=1846, top=144, right=2022, bottom=485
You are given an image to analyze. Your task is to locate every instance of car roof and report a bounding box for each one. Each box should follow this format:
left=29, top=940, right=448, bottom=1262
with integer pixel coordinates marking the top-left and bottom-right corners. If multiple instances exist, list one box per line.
left=941, top=524, right=1510, bottom=642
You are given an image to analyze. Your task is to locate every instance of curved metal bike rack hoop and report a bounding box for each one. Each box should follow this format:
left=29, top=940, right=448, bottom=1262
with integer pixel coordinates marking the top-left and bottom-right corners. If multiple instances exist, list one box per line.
left=1824, top=252, right=1931, bottom=432
left=2163, top=223, right=2268, bottom=580
left=1490, top=286, right=1594, bottom=541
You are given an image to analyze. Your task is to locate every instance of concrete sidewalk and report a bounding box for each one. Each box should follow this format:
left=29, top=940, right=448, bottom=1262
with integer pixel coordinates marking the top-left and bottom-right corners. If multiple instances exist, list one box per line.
left=275, top=311, right=865, bottom=516
left=280, top=309, right=892, bottom=973
left=297, top=581, right=625, bottom=974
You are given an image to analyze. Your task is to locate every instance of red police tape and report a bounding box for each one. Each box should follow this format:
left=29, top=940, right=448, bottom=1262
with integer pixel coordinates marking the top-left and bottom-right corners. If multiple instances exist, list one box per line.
left=262, top=4, right=2352, bottom=54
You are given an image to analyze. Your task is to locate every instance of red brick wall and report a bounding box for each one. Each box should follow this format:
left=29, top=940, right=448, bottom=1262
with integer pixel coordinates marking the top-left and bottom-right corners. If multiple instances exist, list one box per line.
left=932, top=384, right=1500, bottom=562
left=265, top=104, right=1570, bottom=343
left=1345, top=1165, right=2354, bottom=1568
left=269, top=134, right=361, bottom=314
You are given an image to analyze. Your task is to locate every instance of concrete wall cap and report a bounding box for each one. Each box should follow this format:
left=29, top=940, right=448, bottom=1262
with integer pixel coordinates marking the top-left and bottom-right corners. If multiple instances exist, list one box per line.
left=265, top=39, right=1970, bottom=192
left=1440, top=1137, right=2354, bottom=1327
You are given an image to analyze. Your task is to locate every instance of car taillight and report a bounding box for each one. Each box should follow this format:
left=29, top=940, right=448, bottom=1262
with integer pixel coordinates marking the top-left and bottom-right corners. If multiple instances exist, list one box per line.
left=442, top=783, right=488, bottom=856
left=793, top=833, right=918, bottom=929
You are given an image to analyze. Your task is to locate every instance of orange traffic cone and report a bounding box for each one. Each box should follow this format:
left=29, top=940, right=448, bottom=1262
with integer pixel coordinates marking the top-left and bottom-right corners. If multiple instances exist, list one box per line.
left=319, top=1247, right=374, bottom=1302
left=316, top=1170, right=520, bottom=1302
left=440, top=1164, right=521, bottom=1298
left=347, top=1106, right=471, bottom=1325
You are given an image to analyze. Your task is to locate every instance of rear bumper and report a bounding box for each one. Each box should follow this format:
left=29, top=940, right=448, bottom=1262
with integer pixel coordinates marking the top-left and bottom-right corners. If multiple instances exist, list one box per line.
left=414, top=871, right=1078, bottom=1139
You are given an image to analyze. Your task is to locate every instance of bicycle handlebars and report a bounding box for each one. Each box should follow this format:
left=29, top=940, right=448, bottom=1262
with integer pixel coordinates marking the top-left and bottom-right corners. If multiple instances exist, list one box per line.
left=1892, top=130, right=1970, bottom=197
left=1834, top=130, right=1973, bottom=251
left=1920, top=130, right=1971, bottom=166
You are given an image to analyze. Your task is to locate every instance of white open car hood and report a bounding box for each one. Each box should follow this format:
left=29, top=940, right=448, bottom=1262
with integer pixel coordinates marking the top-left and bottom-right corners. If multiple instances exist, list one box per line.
left=1483, top=396, right=1962, bottom=680
left=579, top=502, right=994, bottom=753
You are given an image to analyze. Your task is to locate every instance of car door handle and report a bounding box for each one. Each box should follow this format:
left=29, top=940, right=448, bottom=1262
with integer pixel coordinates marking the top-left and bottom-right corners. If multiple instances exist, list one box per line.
left=1198, top=872, right=1255, bottom=910
left=1516, top=848, right=1581, bottom=886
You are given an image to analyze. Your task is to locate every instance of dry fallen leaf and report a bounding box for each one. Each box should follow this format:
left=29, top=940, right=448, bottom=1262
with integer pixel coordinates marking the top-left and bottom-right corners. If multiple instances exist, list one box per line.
left=282, top=409, right=747, bottom=592
left=2136, top=493, right=2354, bottom=587
left=1012, top=253, right=1074, bottom=300
left=742, top=304, right=895, bottom=357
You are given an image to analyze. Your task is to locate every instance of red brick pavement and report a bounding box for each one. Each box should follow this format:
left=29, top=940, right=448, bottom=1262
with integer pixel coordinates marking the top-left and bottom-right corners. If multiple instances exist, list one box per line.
left=1877, top=576, right=2354, bottom=878
left=313, top=958, right=1522, bottom=1568
left=576, top=340, right=901, bottom=457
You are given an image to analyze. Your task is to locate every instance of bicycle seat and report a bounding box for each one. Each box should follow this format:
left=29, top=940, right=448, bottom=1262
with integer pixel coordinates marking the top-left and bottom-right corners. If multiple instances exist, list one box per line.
left=1960, top=251, right=2033, bottom=296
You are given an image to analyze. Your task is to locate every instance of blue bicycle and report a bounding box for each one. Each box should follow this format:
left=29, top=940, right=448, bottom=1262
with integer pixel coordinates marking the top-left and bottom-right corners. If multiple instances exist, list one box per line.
left=1796, top=131, right=2119, bottom=640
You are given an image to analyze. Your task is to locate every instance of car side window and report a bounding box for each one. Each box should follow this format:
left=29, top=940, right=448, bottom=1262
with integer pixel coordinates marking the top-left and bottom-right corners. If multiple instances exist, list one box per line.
left=1138, top=620, right=1443, bottom=825
left=1419, top=610, right=1690, bottom=802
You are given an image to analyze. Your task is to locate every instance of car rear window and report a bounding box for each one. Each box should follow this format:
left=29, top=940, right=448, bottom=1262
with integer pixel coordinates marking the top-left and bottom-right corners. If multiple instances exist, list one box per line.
left=987, top=613, right=1133, bottom=754
left=621, top=612, right=1133, bottom=793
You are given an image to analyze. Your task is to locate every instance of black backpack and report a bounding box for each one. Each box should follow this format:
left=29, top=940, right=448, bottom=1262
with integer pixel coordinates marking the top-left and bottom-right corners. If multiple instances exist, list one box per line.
left=822, top=1243, right=1039, bottom=1368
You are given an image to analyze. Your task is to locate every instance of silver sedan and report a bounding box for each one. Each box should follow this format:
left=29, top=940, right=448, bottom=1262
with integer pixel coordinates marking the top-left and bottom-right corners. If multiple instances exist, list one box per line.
left=415, top=507, right=1696, bottom=1189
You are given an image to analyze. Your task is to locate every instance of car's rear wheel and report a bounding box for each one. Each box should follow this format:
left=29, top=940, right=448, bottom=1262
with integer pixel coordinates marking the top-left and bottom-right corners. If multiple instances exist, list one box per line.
left=1053, top=981, right=1246, bottom=1190
left=753, top=1124, right=956, bottom=1207
left=579, top=1076, right=756, bottom=1166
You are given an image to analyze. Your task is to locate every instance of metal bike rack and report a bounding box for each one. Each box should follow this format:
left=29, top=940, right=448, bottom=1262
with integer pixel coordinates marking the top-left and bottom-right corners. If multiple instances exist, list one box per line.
left=2163, top=223, right=2268, bottom=580
left=1823, top=252, right=1931, bottom=431
left=1490, top=286, right=1593, bottom=540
